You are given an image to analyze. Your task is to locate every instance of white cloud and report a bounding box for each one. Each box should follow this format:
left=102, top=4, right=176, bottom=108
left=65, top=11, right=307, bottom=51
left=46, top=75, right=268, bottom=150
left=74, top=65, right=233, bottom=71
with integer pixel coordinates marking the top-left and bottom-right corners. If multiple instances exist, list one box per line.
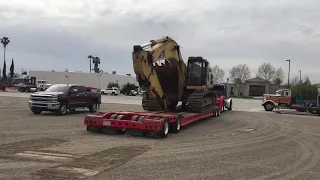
left=0, top=0, right=319, bottom=82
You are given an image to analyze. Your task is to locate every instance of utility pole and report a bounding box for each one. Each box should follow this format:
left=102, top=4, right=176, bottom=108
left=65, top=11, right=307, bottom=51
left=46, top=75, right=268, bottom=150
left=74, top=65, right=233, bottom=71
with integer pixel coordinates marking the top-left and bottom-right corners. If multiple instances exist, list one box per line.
left=286, top=60, right=291, bottom=88
left=298, top=70, right=301, bottom=83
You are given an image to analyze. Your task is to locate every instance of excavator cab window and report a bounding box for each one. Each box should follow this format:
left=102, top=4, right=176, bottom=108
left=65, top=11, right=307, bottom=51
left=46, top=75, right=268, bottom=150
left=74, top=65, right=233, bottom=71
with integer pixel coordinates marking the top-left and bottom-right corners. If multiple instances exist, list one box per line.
left=186, top=57, right=209, bottom=86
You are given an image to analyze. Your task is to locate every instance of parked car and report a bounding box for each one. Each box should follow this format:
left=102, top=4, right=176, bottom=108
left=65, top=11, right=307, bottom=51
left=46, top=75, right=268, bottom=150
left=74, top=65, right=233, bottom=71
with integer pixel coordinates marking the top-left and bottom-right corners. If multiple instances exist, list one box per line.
left=126, top=89, right=138, bottom=96
left=100, top=87, right=119, bottom=95
left=0, top=83, right=6, bottom=91
left=28, top=84, right=101, bottom=115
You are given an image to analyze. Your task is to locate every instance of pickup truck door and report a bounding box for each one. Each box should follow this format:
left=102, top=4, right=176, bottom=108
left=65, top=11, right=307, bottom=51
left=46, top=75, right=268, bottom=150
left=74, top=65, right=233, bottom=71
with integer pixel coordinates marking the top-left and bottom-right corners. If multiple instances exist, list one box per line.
left=68, top=86, right=87, bottom=108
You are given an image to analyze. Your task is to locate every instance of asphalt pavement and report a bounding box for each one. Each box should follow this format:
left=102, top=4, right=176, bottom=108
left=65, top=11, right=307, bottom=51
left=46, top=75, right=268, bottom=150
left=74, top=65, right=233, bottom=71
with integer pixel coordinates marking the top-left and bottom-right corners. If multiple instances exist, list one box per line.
left=1, top=93, right=319, bottom=180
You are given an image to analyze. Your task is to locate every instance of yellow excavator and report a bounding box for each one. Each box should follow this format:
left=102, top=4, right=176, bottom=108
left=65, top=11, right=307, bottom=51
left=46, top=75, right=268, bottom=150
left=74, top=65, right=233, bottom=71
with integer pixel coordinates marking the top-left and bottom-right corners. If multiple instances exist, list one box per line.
left=133, top=36, right=216, bottom=113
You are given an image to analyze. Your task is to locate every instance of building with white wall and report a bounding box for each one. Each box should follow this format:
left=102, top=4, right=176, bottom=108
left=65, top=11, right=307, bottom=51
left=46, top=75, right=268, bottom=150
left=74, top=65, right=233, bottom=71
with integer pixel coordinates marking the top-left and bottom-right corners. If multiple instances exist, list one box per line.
left=29, top=70, right=138, bottom=89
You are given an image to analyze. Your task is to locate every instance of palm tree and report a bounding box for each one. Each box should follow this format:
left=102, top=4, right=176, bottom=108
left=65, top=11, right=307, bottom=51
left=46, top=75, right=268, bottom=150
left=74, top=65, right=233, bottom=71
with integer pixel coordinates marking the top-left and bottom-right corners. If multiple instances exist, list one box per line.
left=87, top=55, right=93, bottom=73
left=1, top=37, right=10, bottom=80
left=92, top=56, right=101, bottom=73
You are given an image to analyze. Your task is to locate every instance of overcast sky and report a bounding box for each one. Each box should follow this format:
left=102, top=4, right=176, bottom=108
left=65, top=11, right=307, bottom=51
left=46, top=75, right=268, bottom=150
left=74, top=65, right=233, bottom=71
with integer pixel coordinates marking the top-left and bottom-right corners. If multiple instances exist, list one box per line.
left=1, top=0, right=319, bottom=82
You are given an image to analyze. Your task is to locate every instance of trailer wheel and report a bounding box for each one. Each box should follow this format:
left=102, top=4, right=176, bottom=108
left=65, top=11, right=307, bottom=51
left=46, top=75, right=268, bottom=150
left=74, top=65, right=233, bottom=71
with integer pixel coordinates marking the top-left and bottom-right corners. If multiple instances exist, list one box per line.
left=222, top=102, right=226, bottom=112
left=227, top=101, right=232, bottom=111
left=158, top=119, right=169, bottom=138
left=170, top=117, right=181, bottom=133
left=115, top=129, right=125, bottom=134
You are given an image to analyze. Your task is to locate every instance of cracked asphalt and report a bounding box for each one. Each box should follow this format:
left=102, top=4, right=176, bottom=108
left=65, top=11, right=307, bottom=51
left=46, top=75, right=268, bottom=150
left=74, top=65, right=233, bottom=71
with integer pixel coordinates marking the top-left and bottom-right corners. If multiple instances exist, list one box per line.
left=0, top=95, right=320, bottom=180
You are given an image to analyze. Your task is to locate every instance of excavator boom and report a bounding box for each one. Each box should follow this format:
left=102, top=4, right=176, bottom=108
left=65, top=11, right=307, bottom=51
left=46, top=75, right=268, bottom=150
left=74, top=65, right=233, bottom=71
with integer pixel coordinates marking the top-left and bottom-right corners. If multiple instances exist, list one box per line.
left=132, top=36, right=187, bottom=110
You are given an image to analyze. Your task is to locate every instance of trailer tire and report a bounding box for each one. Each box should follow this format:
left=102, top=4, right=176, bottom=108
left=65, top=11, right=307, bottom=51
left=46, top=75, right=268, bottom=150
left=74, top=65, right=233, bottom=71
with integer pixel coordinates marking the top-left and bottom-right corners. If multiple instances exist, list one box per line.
left=227, top=101, right=232, bottom=111
left=222, top=102, right=226, bottom=112
left=158, top=119, right=169, bottom=138
left=170, top=117, right=181, bottom=133
left=115, top=129, right=125, bottom=134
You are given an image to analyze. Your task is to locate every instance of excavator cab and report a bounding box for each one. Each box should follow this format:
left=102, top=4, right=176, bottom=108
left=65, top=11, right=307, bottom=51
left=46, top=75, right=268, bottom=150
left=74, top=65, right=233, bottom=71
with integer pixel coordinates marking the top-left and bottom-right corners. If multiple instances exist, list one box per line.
left=186, top=57, right=209, bottom=89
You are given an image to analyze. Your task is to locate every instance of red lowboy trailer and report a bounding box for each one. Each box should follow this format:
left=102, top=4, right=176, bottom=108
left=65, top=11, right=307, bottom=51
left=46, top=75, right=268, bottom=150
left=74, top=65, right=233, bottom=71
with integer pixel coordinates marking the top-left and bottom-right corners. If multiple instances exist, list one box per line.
left=84, top=106, right=220, bottom=138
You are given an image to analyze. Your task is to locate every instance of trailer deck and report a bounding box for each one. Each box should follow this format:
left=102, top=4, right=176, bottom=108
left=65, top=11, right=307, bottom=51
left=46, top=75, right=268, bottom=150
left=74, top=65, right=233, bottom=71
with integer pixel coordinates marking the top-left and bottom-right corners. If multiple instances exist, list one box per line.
left=84, top=106, right=220, bottom=138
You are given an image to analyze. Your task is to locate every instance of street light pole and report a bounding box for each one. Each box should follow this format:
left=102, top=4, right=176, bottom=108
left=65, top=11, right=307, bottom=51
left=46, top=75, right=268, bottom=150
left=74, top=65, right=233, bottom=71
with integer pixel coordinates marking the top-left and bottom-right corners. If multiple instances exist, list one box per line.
left=286, top=60, right=291, bottom=87
left=97, top=71, right=103, bottom=89
left=298, top=70, right=301, bottom=83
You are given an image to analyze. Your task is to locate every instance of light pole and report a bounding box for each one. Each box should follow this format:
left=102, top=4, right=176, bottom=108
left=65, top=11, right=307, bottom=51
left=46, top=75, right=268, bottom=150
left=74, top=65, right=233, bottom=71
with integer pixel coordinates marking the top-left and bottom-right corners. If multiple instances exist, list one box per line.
left=64, top=71, right=68, bottom=85
left=298, top=70, right=301, bottom=83
left=226, top=78, right=230, bottom=99
left=286, top=59, right=291, bottom=87
left=97, top=72, right=103, bottom=89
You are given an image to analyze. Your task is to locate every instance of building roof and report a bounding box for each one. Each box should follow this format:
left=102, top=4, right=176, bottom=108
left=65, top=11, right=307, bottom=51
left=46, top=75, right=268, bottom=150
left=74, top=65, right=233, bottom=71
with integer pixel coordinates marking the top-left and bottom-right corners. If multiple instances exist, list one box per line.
left=245, top=77, right=270, bottom=83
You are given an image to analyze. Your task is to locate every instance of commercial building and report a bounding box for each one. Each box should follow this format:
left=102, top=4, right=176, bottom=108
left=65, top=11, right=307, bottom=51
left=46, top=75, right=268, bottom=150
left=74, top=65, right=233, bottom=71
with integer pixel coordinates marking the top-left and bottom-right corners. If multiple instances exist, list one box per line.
left=227, top=77, right=279, bottom=97
left=29, top=71, right=139, bottom=89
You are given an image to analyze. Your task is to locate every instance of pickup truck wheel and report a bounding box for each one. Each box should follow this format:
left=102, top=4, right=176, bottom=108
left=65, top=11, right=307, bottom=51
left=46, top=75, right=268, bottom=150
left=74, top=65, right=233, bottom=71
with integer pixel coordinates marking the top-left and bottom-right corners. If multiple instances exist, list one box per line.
left=112, top=92, right=115, bottom=95
left=58, top=104, right=67, bottom=115
left=89, top=104, right=98, bottom=113
left=101, top=92, right=106, bottom=95
left=31, top=108, right=42, bottom=114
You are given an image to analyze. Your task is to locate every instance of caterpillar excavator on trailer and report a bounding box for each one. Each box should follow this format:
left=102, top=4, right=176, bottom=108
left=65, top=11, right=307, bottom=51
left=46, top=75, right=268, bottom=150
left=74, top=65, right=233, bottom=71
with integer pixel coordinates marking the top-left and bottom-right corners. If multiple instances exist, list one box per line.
left=134, top=36, right=218, bottom=113
left=84, top=36, right=232, bottom=138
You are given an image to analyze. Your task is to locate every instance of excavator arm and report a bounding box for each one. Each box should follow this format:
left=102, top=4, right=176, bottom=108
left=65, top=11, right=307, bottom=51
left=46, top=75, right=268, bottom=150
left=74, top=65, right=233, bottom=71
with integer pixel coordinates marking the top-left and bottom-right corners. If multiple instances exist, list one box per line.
left=132, top=36, right=187, bottom=110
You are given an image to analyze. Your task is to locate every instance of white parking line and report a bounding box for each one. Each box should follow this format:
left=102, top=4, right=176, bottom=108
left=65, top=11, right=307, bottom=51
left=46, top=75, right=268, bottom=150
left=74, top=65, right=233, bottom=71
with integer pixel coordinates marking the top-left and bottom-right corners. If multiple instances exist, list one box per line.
left=15, top=151, right=79, bottom=161
left=57, top=167, right=100, bottom=176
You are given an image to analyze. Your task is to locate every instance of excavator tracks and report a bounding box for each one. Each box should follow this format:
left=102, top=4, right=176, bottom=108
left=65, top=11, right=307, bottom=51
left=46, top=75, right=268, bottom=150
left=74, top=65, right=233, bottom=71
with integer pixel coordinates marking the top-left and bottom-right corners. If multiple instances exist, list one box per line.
left=142, top=93, right=161, bottom=111
left=142, top=91, right=216, bottom=113
left=187, top=91, right=216, bottom=113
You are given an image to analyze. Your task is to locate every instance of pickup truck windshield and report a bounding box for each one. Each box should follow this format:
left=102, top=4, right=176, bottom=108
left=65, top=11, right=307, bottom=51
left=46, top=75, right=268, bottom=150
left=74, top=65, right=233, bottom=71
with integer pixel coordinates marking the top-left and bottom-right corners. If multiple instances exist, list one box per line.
left=45, top=85, right=70, bottom=93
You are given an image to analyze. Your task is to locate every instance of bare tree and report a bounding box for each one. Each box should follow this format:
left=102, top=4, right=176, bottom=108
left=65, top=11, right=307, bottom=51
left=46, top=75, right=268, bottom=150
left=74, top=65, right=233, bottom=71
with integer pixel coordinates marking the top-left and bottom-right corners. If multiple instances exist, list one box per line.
left=229, top=64, right=250, bottom=96
left=210, top=65, right=225, bottom=84
left=272, top=67, right=285, bottom=88
left=229, top=64, right=250, bottom=83
left=256, top=63, right=275, bottom=81
left=290, top=76, right=300, bottom=86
